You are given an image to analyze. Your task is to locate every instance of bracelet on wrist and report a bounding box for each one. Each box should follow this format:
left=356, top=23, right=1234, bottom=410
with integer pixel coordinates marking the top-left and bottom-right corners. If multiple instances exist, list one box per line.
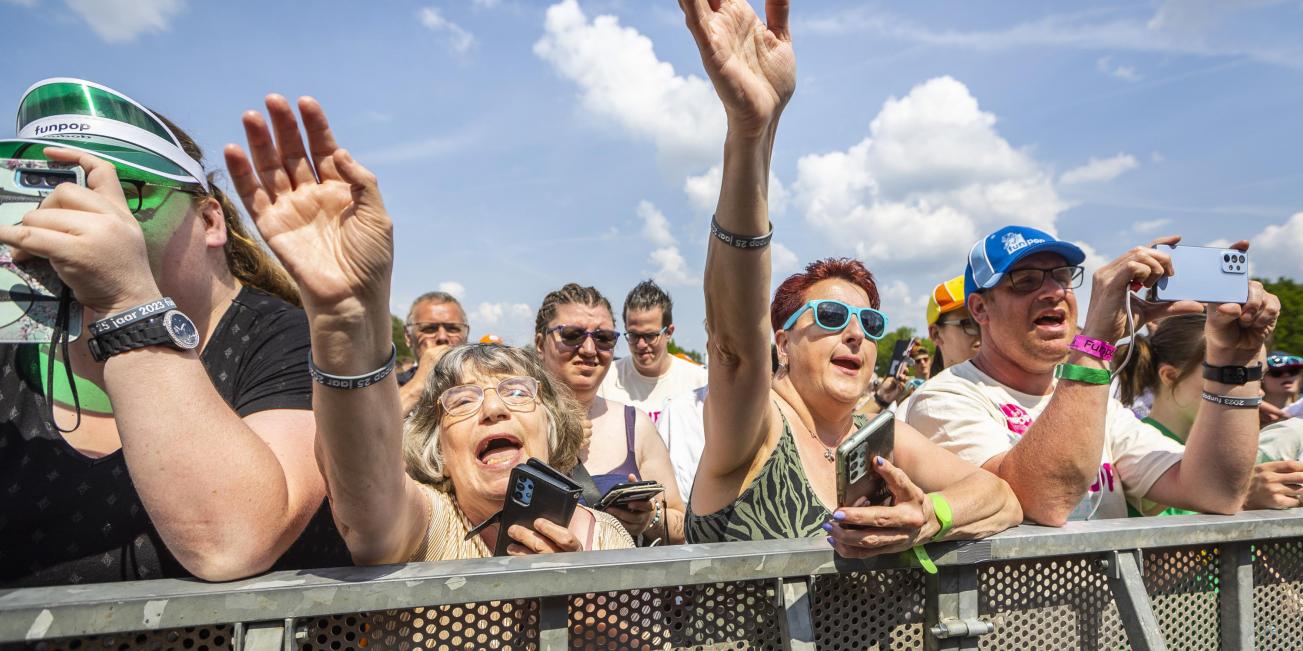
left=88, top=297, right=175, bottom=337
left=1069, top=335, right=1116, bottom=362
left=710, top=214, right=772, bottom=250
left=928, top=493, right=953, bottom=542
left=1201, top=362, right=1263, bottom=386
left=1200, top=392, right=1262, bottom=409
left=308, top=344, right=397, bottom=389
left=1054, top=363, right=1112, bottom=386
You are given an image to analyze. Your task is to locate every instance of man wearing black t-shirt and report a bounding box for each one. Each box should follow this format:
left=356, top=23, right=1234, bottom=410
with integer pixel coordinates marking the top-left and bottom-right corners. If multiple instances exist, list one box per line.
left=0, top=82, right=348, bottom=586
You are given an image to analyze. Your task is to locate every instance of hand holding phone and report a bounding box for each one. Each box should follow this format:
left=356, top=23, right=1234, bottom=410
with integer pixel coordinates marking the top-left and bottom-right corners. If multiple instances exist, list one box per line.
left=828, top=455, right=936, bottom=559
left=464, top=458, right=583, bottom=556
left=836, top=411, right=895, bottom=510
left=1146, top=243, right=1249, bottom=304
left=0, top=159, right=84, bottom=343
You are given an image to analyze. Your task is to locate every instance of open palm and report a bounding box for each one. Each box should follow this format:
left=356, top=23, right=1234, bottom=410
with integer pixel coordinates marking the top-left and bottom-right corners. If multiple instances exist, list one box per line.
left=682, top=0, right=796, bottom=135
left=224, top=96, right=393, bottom=312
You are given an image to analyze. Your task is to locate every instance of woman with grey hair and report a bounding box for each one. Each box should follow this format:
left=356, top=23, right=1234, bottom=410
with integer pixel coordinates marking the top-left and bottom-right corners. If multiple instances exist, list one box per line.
left=226, top=95, right=631, bottom=562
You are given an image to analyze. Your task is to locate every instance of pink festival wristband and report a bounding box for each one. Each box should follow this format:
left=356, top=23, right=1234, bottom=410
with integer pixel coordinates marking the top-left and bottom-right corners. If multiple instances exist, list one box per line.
left=1070, top=335, right=1116, bottom=362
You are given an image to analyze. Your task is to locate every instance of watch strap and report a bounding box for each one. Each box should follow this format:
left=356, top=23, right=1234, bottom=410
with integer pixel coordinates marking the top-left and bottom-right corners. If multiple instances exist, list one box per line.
left=1054, top=363, right=1111, bottom=385
left=89, top=315, right=172, bottom=362
left=1202, top=362, right=1264, bottom=385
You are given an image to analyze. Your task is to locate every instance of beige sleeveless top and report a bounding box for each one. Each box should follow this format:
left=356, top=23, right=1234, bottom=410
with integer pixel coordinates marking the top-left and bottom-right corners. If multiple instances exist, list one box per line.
left=411, top=484, right=634, bottom=561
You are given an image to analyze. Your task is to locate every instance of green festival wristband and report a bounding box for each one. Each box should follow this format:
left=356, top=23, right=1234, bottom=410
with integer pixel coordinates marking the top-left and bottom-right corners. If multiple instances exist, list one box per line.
left=1054, top=363, right=1111, bottom=386
left=929, top=493, right=953, bottom=542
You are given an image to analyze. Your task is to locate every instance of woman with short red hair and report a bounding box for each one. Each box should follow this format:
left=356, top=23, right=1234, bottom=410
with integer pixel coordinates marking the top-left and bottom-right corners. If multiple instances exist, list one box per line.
left=682, top=0, right=1022, bottom=554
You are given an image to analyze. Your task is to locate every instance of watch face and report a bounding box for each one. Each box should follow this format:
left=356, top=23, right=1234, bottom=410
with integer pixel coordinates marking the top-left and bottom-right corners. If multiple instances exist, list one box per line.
left=163, top=310, right=200, bottom=350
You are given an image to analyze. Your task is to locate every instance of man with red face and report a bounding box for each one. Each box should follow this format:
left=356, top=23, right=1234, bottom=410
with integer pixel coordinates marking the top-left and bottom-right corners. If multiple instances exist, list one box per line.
left=906, top=225, right=1281, bottom=525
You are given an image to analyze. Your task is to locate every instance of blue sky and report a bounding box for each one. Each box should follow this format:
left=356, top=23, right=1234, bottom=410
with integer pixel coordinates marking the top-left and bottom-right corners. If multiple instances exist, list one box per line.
left=2, top=0, right=1300, bottom=352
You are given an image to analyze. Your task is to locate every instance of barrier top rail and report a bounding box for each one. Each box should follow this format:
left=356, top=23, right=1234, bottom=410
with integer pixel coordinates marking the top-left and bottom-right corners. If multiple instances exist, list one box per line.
left=3, top=509, right=1302, bottom=643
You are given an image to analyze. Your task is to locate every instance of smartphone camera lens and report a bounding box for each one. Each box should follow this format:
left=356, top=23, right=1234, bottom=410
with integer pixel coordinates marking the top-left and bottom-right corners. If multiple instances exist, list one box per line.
left=1238, top=255, right=1246, bottom=263
left=1224, top=254, right=1231, bottom=263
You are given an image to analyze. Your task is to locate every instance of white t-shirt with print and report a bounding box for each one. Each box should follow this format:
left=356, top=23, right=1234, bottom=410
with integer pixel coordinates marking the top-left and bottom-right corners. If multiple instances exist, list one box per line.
left=904, top=361, right=1185, bottom=520
left=599, top=355, right=708, bottom=424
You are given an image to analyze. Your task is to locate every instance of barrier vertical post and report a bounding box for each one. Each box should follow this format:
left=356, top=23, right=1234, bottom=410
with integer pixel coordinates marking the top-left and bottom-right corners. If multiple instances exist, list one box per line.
left=539, top=595, right=569, bottom=649
left=779, top=576, right=815, bottom=651
left=1106, top=549, right=1167, bottom=651
left=1218, top=542, right=1254, bottom=649
left=926, top=565, right=982, bottom=651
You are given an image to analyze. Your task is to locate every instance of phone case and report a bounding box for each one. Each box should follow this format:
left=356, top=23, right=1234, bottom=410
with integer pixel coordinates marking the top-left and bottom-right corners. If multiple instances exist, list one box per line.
left=492, top=458, right=583, bottom=556
left=597, top=481, right=664, bottom=509
left=1147, top=244, right=1249, bottom=304
left=836, top=411, right=895, bottom=510
left=888, top=338, right=917, bottom=377
left=0, top=159, right=83, bottom=343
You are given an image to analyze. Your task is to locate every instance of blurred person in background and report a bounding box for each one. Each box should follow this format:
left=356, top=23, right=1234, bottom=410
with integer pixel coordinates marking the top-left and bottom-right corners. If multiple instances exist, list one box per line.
left=398, top=291, right=470, bottom=416
left=1264, top=351, right=1302, bottom=417
left=927, top=275, right=980, bottom=376
left=599, top=280, right=707, bottom=424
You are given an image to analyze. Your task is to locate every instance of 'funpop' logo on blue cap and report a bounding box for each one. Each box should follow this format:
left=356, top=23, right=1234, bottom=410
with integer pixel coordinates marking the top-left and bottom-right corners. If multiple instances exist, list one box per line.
left=964, top=226, right=1086, bottom=299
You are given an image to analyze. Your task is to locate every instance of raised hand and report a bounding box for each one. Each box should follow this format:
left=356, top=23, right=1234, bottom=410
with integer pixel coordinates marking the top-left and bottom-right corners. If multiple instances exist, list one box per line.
left=1202, top=243, right=1279, bottom=365
left=224, top=96, right=393, bottom=320
left=1080, top=235, right=1202, bottom=343
left=0, top=149, right=159, bottom=315
left=680, top=0, right=795, bottom=136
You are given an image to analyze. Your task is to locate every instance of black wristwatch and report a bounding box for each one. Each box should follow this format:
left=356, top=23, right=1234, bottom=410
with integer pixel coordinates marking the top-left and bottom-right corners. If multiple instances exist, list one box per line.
left=88, top=309, right=200, bottom=362
left=1201, top=362, right=1264, bottom=385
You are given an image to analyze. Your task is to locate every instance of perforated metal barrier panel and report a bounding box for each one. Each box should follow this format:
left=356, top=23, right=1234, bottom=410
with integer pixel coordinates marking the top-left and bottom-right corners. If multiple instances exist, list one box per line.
left=12, top=532, right=1303, bottom=650
left=1253, top=538, right=1303, bottom=651
left=810, top=570, right=925, bottom=650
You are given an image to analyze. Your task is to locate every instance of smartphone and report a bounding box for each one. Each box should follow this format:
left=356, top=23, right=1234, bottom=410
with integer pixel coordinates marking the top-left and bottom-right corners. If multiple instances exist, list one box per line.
left=0, top=159, right=84, bottom=343
left=887, top=337, right=918, bottom=377
left=1146, top=244, right=1249, bottom=305
left=836, top=410, right=895, bottom=510
left=596, top=480, right=664, bottom=510
left=490, top=458, right=582, bottom=556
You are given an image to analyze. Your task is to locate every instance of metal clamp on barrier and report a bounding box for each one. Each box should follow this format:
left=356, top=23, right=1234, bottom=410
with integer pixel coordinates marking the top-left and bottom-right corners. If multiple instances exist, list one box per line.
left=929, top=617, right=994, bottom=639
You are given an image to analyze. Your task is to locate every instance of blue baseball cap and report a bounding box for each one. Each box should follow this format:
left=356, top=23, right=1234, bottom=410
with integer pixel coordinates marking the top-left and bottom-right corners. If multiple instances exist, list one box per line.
left=964, top=225, right=1086, bottom=299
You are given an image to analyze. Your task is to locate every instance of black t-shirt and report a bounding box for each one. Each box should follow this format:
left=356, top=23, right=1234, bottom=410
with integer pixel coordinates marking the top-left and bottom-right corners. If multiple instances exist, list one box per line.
left=0, top=287, right=350, bottom=588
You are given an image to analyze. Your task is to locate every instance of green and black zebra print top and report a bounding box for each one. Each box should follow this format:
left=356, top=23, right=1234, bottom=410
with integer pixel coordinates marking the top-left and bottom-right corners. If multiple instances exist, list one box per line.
left=686, top=412, right=868, bottom=543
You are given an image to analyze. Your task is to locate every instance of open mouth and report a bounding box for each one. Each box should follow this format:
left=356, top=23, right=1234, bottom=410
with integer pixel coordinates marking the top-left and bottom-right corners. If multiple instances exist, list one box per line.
left=831, top=355, right=863, bottom=374
left=475, top=434, right=524, bottom=467
left=1033, top=310, right=1067, bottom=329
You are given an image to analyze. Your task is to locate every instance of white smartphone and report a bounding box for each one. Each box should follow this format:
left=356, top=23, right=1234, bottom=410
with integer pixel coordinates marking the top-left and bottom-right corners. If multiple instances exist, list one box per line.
left=1146, top=244, right=1249, bottom=305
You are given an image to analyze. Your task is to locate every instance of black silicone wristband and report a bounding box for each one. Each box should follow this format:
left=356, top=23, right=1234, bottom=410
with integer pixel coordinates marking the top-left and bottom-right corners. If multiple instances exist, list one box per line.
left=1201, top=362, right=1264, bottom=385
left=89, top=297, right=175, bottom=337
left=308, top=344, right=398, bottom=389
left=710, top=215, right=773, bottom=250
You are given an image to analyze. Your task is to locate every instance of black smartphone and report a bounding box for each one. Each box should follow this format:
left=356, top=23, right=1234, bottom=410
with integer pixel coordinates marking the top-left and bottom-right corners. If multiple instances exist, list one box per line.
left=835, top=410, right=895, bottom=511
left=491, top=458, right=583, bottom=556
left=596, top=480, right=664, bottom=510
left=887, top=337, right=917, bottom=377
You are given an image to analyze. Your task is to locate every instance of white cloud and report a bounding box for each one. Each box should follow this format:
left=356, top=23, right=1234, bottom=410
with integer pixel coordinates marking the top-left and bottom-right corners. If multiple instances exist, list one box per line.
left=1060, top=153, right=1140, bottom=185
left=792, top=76, right=1064, bottom=275
left=1246, top=212, right=1303, bottom=279
left=473, top=302, right=536, bottom=346
left=637, top=200, right=675, bottom=247
left=683, top=164, right=789, bottom=217
left=772, top=242, right=800, bottom=276
left=438, top=281, right=466, bottom=299
left=534, top=0, right=725, bottom=169
left=1132, top=218, right=1173, bottom=234
left=800, top=3, right=1302, bottom=69
left=64, top=0, right=184, bottom=43
left=419, top=7, right=475, bottom=54
left=648, top=246, right=696, bottom=286
left=1096, top=56, right=1142, bottom=81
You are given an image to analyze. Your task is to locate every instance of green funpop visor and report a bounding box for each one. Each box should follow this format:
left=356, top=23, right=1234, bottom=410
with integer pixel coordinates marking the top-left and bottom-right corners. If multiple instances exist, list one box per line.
left=13, top=78, right=208, bottom=192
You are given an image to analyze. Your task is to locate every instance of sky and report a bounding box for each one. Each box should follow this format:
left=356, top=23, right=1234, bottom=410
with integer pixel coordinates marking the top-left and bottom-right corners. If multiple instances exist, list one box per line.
left=1, top=0, right=1300, bottom=352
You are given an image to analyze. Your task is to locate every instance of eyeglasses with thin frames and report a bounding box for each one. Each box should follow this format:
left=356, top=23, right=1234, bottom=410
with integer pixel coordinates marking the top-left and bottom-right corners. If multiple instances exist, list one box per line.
left=936, top=317, right=979, bottom=337
left=625, top=326, right=668, bottom=346
left=438, top=376, right=539, bottom=418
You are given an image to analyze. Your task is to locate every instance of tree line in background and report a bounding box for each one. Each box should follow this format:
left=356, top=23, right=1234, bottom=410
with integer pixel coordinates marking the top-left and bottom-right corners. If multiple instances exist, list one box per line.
left=389, top=276, right=1302, bottom=372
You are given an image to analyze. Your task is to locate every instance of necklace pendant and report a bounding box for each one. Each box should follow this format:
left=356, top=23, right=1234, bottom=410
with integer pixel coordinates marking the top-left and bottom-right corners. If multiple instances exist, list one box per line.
left=824, top=448, right=835, bottom=462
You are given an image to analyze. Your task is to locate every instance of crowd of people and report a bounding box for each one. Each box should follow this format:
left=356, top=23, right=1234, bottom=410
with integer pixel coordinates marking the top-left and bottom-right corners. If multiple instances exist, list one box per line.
left=1, top=0, right=1297, bottom=612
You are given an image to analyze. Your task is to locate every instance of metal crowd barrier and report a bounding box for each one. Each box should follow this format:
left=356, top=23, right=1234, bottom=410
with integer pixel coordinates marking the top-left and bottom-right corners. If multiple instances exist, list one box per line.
left=3, top=509, right=1303, bottom=650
